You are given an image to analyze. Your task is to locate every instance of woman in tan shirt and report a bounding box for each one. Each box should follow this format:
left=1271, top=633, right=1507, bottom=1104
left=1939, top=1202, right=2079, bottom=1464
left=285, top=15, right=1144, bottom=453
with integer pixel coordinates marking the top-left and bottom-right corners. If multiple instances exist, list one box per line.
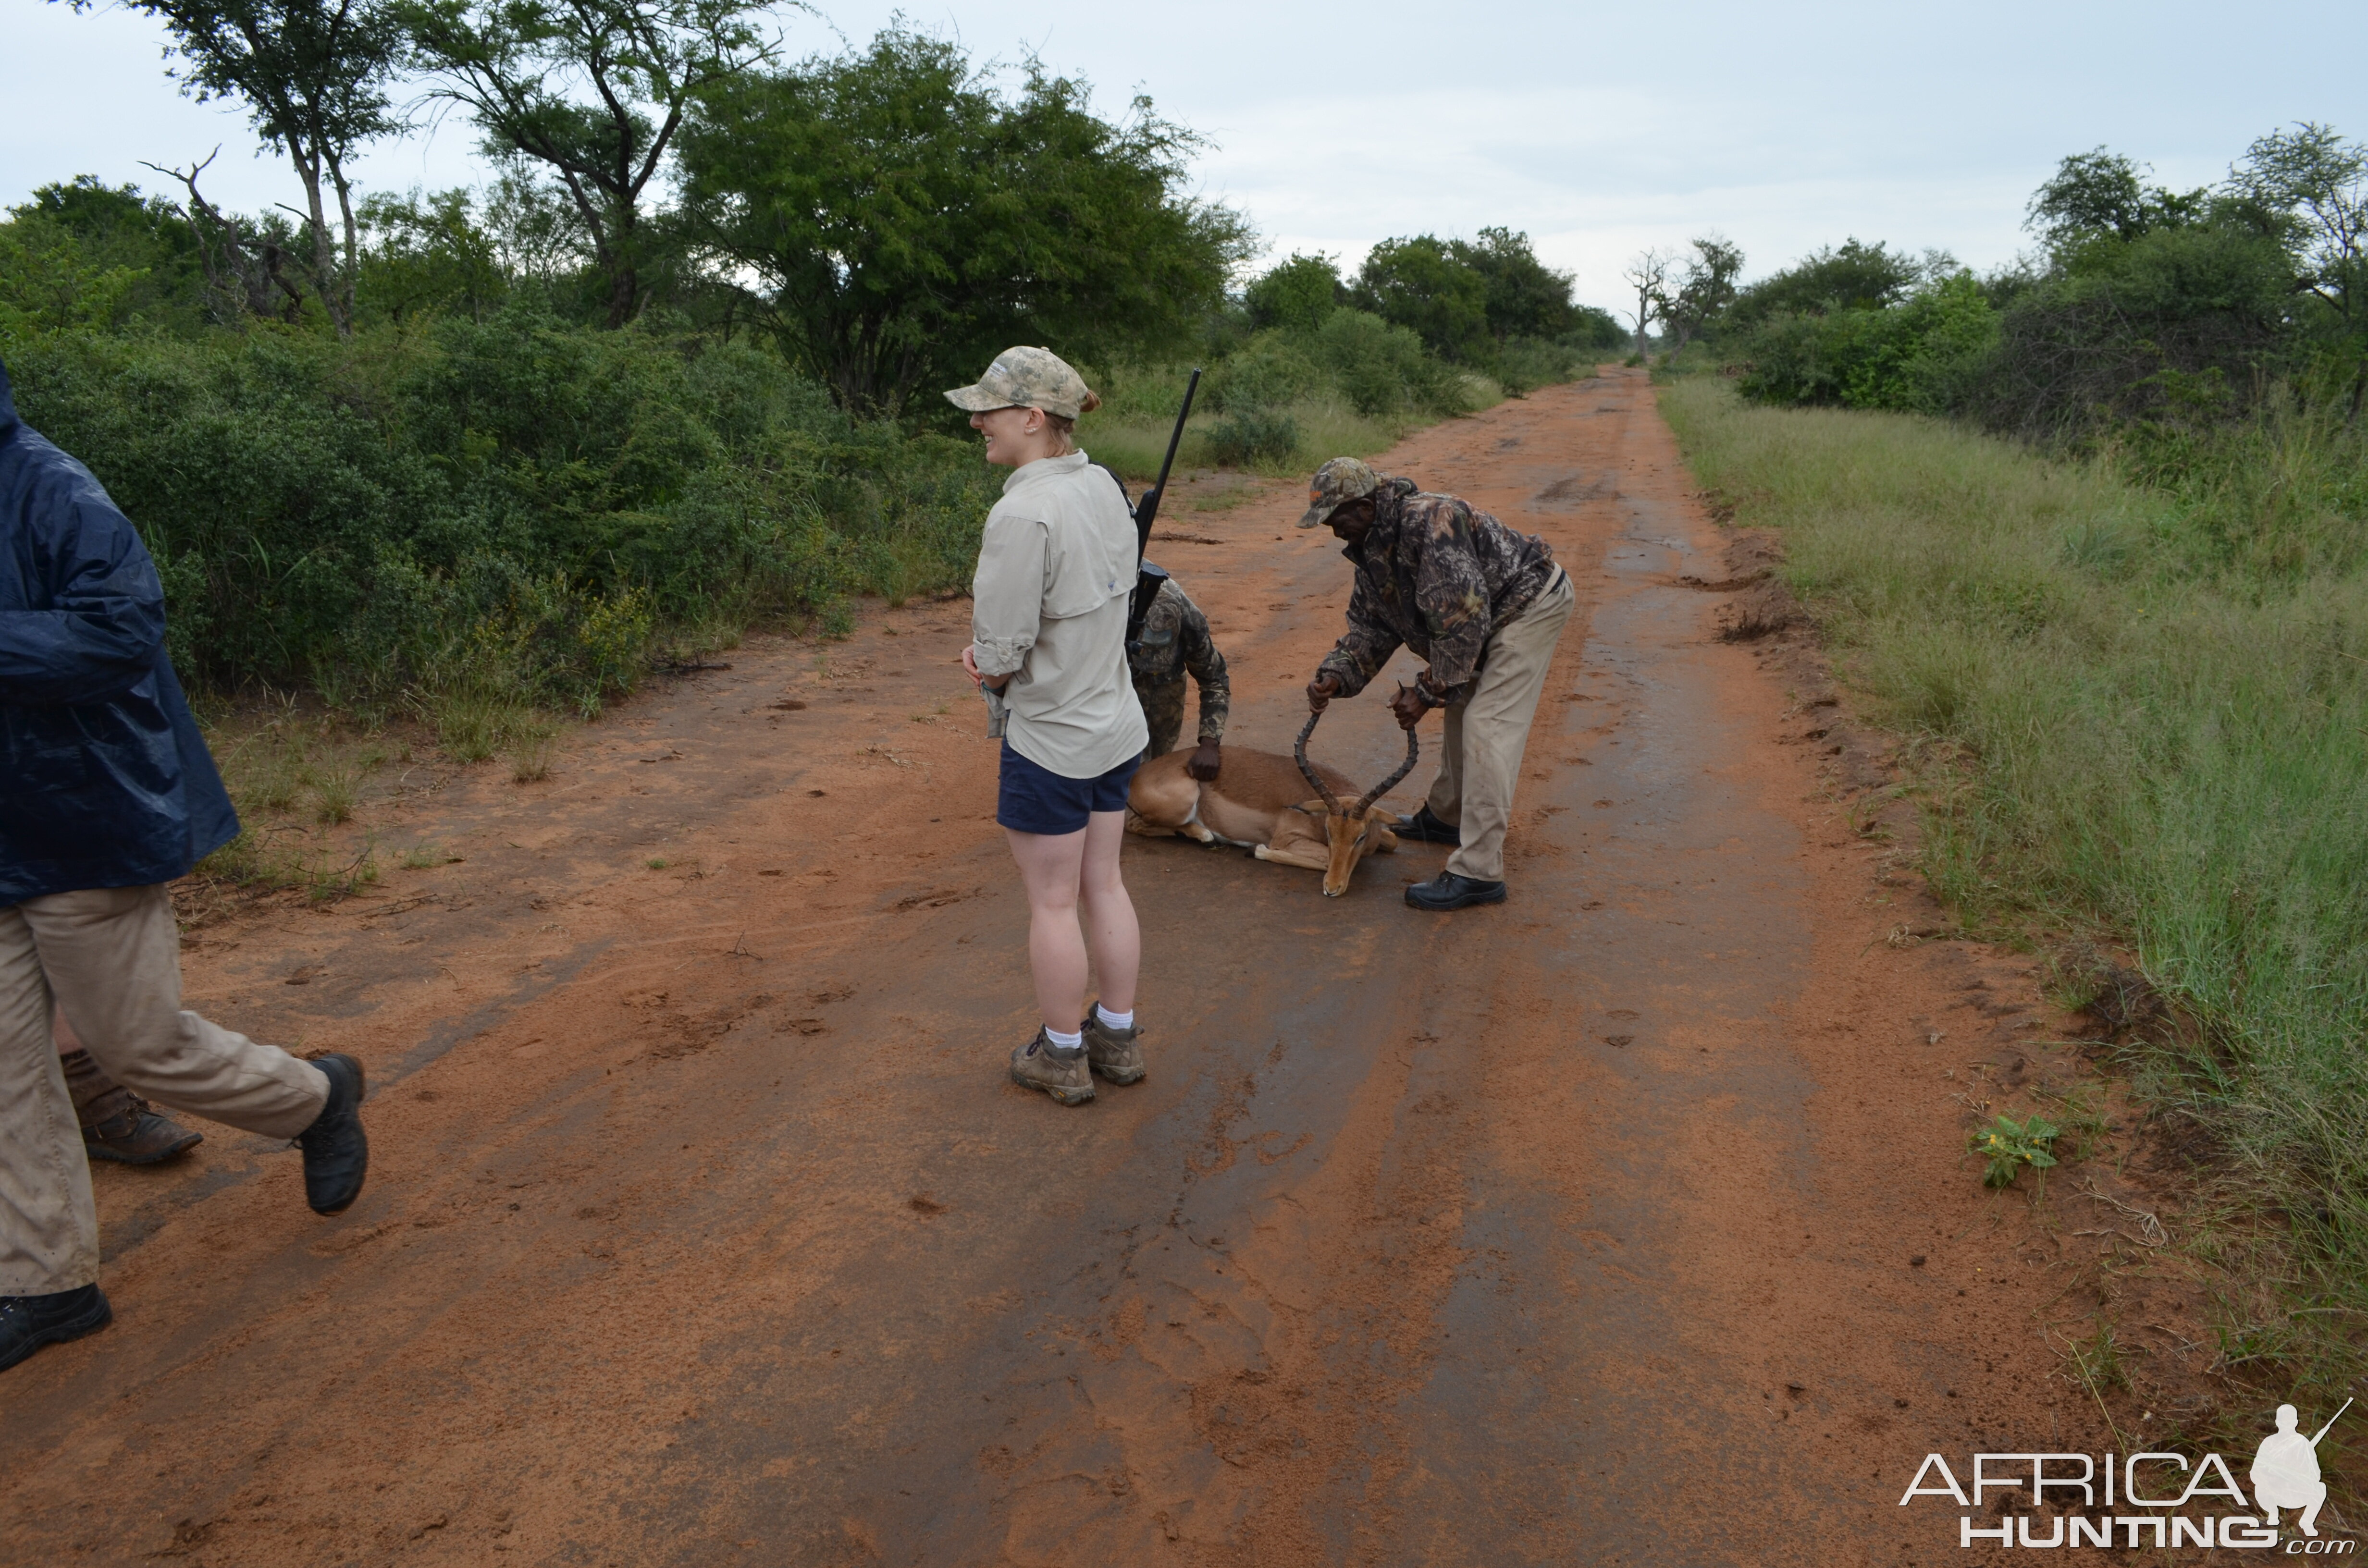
left=952, top=348, right=1150, bottom=1107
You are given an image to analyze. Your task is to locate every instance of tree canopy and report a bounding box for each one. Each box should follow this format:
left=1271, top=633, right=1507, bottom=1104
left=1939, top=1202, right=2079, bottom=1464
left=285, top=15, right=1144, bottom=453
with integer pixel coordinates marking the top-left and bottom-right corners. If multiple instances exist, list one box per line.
left=1351, top=235, right=1490, bottom=362
left=398, top=0, right=779, bottom=326
left=55, top=0, right=400, bottom=332
left=2026, top=147, right=2210, bottom=253
left=1345, top=227, right=1587, bottom=364
left=677, top=31, right=1251, bottom=415
left=1244, top=253, right=1344, bottom=334
left=1727, top=238, right=1942, bottom=328
left=1655, top=235, right=1744, bottom=353
left=2229, top=122, right=2366, bottom=336
left=1458, top=227, right=1581, bottom=341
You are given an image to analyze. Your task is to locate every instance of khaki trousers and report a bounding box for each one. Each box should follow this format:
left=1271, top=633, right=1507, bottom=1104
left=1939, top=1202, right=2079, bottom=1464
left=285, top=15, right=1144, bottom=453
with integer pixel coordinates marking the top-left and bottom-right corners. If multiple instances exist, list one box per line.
left=1425, top=571, right=1576, bottom=882
left=0, top=884, right=328, bottom=1295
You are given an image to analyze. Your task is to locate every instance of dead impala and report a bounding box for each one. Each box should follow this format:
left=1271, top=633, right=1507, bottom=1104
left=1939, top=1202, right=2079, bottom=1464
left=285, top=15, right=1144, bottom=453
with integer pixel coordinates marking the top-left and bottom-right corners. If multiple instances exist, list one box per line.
left=1127, top=705, right=1420, bottom=896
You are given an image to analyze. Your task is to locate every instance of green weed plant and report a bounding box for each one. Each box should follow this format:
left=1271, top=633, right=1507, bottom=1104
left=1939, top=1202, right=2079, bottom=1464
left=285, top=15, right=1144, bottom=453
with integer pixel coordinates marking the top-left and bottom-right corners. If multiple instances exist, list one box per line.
left=1971, top=1112, right=2062, bottom=1189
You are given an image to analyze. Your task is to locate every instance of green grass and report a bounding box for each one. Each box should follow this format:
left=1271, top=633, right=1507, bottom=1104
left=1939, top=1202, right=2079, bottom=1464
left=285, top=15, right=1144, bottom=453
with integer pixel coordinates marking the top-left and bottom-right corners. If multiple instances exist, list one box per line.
left=189, top=699, right=405, bottom=901
left=1659, top=374, right=2368, bottom=1408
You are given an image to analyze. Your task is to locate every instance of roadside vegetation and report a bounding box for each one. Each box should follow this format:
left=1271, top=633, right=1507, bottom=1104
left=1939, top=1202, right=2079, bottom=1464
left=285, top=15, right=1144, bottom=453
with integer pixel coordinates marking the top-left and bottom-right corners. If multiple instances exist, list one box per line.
left=0, top=4, right=1621, bottom=889
left=1654, top=124, right=2368, bottom=1416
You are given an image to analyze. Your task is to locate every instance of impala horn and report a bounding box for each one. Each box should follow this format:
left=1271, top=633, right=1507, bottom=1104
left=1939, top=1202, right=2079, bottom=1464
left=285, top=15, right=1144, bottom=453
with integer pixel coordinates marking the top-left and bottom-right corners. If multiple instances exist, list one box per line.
left=1356, top=702, right=1424, bottom=816
left=1293, top=709, right=1343, bottom=813
left=1295, top=697, right=1423, bottom=818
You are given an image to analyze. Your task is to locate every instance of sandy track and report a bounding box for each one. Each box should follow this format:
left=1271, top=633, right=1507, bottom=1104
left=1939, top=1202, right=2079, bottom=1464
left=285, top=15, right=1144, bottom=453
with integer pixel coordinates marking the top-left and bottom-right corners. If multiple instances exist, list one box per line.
left=0, top=371, right=2098, bottom=1565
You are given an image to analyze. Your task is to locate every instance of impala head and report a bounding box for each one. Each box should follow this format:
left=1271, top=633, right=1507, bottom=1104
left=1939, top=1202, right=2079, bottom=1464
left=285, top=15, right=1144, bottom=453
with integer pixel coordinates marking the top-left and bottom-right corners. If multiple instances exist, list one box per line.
left=1295, top=707, right=1421, bottom=897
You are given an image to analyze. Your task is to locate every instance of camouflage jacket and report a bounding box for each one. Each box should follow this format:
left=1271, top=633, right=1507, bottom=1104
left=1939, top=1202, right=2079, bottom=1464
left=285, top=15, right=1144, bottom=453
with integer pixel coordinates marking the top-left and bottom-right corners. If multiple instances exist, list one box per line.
left=1128, top=576, right=1229, bottom=742
left=1315, top=478, right=1556, bottom=703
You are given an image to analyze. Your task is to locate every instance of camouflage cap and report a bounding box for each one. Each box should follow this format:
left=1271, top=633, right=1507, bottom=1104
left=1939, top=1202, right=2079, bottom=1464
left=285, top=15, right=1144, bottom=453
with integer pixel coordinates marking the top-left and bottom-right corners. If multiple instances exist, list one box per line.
left=1296, top=456, right=1384, bottom=529
left=944, top=346, right=1093, bottom=420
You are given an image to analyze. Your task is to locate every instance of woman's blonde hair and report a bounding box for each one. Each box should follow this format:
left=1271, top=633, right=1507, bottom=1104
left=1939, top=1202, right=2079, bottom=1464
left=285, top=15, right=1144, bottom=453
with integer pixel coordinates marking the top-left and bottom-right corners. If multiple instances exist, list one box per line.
left=1040, top=388, right=1100, bottom=454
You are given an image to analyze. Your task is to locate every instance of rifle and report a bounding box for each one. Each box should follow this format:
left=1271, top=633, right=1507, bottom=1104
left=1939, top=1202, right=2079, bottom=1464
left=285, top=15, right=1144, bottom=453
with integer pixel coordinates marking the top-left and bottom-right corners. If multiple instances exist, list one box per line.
left=2309, top=1397, right=2354, bottom=1446
left=1124, top=368, right=1201, bottom=650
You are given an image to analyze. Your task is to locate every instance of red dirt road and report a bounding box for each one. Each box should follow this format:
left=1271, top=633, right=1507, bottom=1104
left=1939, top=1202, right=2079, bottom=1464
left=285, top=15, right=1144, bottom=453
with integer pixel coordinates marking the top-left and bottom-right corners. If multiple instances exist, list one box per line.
left=1, top=372, right=2104, bottom=1565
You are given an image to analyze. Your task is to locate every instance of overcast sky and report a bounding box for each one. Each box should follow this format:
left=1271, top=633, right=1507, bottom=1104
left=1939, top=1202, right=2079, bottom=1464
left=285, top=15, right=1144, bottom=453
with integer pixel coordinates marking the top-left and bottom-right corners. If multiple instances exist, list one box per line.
left=7, top=0, right=2364, bottom=310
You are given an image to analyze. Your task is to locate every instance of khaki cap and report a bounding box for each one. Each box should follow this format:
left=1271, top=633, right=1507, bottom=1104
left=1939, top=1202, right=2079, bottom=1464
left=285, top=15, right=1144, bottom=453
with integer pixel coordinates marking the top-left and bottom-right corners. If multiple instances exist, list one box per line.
left=944, top=346, right=1093, bottom=420
left=1297, top=456, right=1384, bottom=529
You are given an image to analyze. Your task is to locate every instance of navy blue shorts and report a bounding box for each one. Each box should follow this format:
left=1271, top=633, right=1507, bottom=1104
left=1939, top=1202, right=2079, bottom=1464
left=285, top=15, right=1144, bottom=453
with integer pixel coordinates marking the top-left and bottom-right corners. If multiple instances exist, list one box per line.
left=997, top=742, right=1141, bottom=835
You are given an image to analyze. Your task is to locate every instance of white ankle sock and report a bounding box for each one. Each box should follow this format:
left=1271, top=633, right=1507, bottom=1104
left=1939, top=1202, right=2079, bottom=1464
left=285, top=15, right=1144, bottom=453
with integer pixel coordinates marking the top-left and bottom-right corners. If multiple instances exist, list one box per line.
left=1045, top=1025, right=1084, bottom=1052
left=1096, top=1004, right=1134, bottom=1030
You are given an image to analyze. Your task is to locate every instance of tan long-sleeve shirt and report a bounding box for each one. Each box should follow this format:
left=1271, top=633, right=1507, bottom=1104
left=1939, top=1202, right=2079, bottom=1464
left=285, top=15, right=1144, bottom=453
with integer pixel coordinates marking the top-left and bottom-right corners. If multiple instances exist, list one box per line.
left=969, top=452, right=1148, bottom=780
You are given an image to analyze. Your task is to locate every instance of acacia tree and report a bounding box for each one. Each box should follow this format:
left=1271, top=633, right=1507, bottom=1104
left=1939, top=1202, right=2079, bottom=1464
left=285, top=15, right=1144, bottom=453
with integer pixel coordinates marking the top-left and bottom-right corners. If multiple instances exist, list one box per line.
left=2227, top=122, right=2368, bottom=414
left=2026, top=147, right=2207, bottom=256
left=59, top=0, right=397, bottom=333
left=400, top=0, right=782, bottom=326
left=678, top=32, right=1251, bottom=414
left=1725, top=238, right=1936, bottom=331
left=141, top=147, right=313, bottom=322
left=1344, top=229, right=1583, bottom=368
left=1620, top=248, right=1672, bottom=356
left=1455, top=227, right=1577, bottom=342
left=1244, top=253, right=1344, bottom=333
left=2229, top=123, right=2366, bottom=334
left=1654, top=234, right=1745, bottom=354
left=1352, top=236, right=1491, bottom=362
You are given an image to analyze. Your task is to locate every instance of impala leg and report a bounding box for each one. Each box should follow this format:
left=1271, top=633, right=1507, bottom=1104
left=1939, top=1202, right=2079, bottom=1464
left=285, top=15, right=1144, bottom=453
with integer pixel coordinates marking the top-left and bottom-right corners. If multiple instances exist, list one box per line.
left=1253, top=845, right=1332, bottom=872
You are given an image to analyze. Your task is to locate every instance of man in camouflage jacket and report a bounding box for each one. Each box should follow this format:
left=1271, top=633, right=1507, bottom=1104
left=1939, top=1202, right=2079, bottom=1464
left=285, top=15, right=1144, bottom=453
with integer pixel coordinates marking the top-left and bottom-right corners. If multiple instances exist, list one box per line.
left=1128, top=566, right=1229, bottom=776
left=1302, top=457, right=1575, bottom=911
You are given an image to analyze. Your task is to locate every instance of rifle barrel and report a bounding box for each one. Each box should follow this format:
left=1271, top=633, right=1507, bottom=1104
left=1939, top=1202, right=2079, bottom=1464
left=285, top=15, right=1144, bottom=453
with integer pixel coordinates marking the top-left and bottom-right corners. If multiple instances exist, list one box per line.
left=1135, top=368, right=1201, bottom=560
left=2309, top=1396, right=2354, bottom=1445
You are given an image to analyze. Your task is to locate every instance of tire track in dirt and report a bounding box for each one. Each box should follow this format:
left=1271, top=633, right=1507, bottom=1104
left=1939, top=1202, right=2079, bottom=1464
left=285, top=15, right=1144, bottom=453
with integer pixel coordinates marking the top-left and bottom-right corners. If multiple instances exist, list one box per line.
left=1, top=371, right=2091, bottom=1566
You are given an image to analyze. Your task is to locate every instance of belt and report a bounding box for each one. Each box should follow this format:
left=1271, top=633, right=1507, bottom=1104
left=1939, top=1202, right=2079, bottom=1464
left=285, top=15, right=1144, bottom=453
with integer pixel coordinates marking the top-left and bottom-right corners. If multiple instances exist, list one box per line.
left=1505, top=565, right=1570, bottom=624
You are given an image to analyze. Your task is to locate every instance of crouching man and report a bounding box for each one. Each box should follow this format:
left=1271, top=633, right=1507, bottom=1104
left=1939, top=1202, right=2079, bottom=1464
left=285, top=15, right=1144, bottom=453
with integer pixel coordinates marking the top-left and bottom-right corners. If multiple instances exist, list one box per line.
left=1301, top=458, right=1575, bottom=911
left=0, top=355, right=368, bottom=1374
left=1128, top=564, right=1229, bottom=774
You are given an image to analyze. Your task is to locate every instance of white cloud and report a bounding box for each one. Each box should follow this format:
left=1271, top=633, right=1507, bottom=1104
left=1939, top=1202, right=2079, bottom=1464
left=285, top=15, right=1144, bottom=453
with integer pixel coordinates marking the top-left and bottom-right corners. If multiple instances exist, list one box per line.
left=5, top=0, right=2362, bottom=308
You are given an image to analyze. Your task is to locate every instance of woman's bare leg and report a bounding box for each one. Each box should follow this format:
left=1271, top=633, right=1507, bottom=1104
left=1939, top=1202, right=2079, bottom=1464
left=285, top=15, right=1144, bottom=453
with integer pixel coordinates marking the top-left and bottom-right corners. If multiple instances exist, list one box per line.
left=1077, top=809, right=1139, bottom=1014
left=1005, top=826, right=1089, bottom=1031
left=1005, top=813, right=1140, bottom=1029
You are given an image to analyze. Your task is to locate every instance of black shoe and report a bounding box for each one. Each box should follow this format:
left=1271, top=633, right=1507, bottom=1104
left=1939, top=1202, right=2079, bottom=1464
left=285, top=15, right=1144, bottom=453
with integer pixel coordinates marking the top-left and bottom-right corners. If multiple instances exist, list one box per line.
left=0, top=1284, right=112, bottom=1374
left=1394, top=806, right=1462, bottom=845
left=83, top=1101, right=204, bottom=1165
left=1405, top=872, right=1507, bottom=911
left=296, top=1053, right=369, bottom=1215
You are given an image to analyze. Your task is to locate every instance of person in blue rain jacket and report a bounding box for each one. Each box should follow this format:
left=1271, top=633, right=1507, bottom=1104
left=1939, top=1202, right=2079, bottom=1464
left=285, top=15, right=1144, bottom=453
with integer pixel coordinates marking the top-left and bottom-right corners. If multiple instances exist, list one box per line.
left=0, top=355, right=370, bottom=1375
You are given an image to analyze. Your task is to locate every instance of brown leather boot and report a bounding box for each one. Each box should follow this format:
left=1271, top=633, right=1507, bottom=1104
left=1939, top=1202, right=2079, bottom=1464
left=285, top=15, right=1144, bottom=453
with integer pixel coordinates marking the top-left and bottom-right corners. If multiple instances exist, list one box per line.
left=1008, top=1028, right=1094, bottom=1106
left=1081, top=1007, right=1146, bottom=1085
left=63, top=1050, right=204, bottom=1165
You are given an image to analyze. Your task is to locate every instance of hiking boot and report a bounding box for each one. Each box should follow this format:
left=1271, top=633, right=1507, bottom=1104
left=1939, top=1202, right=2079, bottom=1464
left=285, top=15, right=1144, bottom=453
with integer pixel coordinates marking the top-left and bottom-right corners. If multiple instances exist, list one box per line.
left=1081, top=1008, right=1146, bottom=1085
left=1405, top=871, right=1507, bottom=911
left=84, top=1100, right=204, bottom=1165
left=296, top=1053, right=369, bottom=1215
left=1394, top=806, right=1461, bottom=845
left=1008, top=1029, right=1094, bottom=1106
left=62, top=1047, right=204, bottom=1164
left=0, top=1284, right=112, bottom=1374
